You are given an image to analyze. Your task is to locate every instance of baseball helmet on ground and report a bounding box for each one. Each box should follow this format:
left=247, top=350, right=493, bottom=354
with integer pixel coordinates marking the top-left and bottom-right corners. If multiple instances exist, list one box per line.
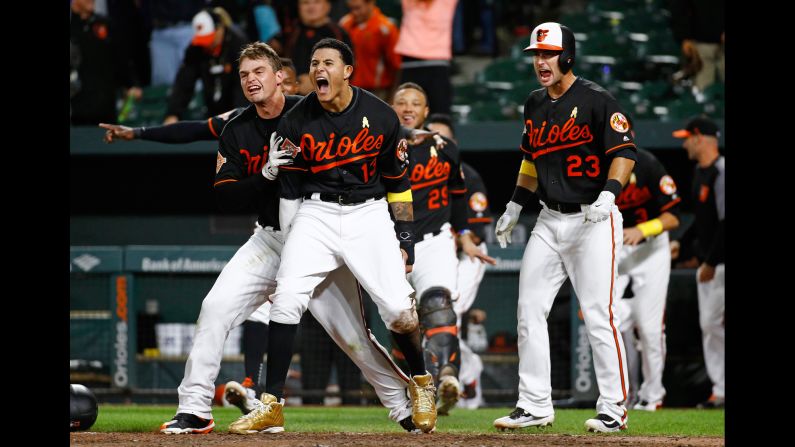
left=70, top=384, right=98, bottom=431
left=524, top=22, right=576, bottom=73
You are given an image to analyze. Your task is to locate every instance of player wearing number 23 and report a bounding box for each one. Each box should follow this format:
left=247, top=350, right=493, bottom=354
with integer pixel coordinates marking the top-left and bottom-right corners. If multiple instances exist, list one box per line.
left=492, top=22, right=637, bottom=434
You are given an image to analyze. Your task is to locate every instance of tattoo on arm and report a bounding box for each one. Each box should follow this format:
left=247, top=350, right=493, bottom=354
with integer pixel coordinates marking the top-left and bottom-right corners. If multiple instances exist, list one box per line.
left=390, top=201, right=414, bottom=221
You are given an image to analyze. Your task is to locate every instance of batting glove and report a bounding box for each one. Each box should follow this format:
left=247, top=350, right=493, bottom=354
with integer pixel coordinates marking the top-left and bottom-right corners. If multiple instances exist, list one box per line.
left=495, top=201, right=523, bottom=248
left=584, top=191, right=615, bottom=223
left=262, top=133, right=293, bottom=180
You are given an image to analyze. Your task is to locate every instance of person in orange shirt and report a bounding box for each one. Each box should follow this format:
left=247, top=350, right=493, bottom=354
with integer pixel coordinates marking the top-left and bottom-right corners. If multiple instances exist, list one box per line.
left=339, top=0, right=402, bottom=101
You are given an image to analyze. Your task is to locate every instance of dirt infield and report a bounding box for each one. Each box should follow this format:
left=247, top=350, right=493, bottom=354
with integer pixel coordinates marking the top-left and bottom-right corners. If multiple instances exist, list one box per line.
left=70, top=432, right=725, bottom=447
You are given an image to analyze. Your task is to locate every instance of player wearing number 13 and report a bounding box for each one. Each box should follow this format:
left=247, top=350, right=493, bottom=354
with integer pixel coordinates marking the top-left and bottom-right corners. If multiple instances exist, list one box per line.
left=492, top=22, right=637, bottom=433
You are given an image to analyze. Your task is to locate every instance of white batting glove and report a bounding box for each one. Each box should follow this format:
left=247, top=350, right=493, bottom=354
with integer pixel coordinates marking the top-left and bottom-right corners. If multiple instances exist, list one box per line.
left=495, top=201, right=523, bottom=248
left=262, top=133, right=293, bottom=180
left=584, top=191, right=615, bottom=223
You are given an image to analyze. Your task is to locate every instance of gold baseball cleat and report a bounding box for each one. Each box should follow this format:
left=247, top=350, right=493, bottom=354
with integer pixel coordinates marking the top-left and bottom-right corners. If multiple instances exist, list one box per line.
left=409, top=373, right=437, bottom=433
left=228, top=393, right=285, bottom=434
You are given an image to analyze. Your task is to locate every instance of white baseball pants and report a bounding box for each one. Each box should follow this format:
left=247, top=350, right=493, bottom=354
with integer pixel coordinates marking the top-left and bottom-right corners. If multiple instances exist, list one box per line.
left=697, top=263, right=724, bottom=399
left=614, top=231, right=670, bottom=404
left=515, top=205, right=629, bottom=424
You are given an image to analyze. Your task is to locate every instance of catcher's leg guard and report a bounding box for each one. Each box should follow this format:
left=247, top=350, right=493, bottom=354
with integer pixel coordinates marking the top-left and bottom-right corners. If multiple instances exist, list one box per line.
left=418, top=287, right=460, bottom=383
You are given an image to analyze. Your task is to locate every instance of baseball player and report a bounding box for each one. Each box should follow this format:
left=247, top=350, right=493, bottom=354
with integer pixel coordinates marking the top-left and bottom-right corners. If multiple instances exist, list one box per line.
left=424, top=113, right=494, bottom=410
left=613, top=140, right=682, bottom=411
left=149, top=42, right=420, bottom=435
left=255, top=38, right=438, bottom=434
left=390, top=84, right=496, bottom=416
left=99, top=57, right=302, bottom=415
left=671, top=116, right=725, bottom=409
left=492, top=22, right=637, bottom=433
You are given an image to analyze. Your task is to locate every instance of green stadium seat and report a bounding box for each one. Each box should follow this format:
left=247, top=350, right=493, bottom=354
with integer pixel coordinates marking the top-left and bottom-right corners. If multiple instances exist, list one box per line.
left=452, top=82, right=494, bottom=106
left=467, top=102, right=518, bottom=122
left=476, top=57, right=535, bottom=87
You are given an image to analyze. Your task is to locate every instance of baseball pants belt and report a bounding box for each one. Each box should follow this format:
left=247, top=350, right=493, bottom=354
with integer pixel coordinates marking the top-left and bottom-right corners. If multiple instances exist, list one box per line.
left=542, top=200, right=582, bottom=214
left=304, top=192, right=384, bottom=205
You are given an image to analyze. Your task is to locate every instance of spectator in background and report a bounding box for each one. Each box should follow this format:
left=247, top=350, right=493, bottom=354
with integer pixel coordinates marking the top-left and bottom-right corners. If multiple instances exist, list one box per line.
left=669, top=0, right=724, bottom=93
left=671, top=116, right=725, bottom=409
left=70, top=0, right=141, bottom=125
left=394, top=0, right=458, bottom=115
left=339, top=0, right=401, bottom=101
left=145, top=0, right=205, bottom=87
left=280, top=58, right=300, bottom=95
left=245, top=1, right=282, bottom=48
left=164, top=7, right=249, bottom=124
left=278, top=0, right=352, bottom=95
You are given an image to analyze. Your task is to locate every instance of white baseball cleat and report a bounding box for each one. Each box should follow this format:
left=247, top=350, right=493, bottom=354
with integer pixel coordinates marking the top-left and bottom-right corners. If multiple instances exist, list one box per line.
left=224, top=379, right=258, bottom=415
left=493, top=407, right=554, bottom=430
left=436, top=375, right=461, bottom=416
left=632, top=400, right=663, bottom=411
left=584, top=413, right=627, bottom=433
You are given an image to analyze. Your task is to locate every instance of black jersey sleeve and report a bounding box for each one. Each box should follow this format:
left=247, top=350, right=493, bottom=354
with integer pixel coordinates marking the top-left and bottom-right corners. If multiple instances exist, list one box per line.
left=213, top=127, right=274, bottom=212
left=276, top=113, right=308, bottom=200
left=647, top=153, right=682, bottom=217
left=445, top=139, right=469, bottom=232
left=600, top=95, right=637, bottom=162
left=379, top=112, right=411, bottom=193
left=139, top=120, right=216, bottom=143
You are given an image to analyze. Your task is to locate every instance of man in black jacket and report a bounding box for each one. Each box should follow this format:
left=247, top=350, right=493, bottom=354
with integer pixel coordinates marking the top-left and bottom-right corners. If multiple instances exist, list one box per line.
left=164, top=7, right=249, bottom=124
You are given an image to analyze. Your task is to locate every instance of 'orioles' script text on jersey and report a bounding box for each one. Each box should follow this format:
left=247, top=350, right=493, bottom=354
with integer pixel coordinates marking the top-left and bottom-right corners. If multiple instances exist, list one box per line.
left=520, top=77, right=637, bottom=203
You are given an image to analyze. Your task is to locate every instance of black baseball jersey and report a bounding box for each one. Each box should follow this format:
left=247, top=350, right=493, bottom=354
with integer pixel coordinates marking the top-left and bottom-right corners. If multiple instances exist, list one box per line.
left=519, top=77, right=638, bottom=204
left=615, top=148, right=681, bottom=227
left=214, top=96, right=304, bottom=229
left=461, top=162, right=492, bottom=243
left=691, top=156, right=725, bottom=265
left=277, top=87, right=411, bottom=201
left=403, top=131, right=468, bottom=237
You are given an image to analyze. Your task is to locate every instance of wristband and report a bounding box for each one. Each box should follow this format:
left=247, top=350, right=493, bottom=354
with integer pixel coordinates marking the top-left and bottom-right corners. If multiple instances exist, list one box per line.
left=510, top=186, right=532, bottom=207
left=603, top=179, right=623, bottom=197
left=636, top=218, right=664, bottom=238
left=394, top=220, right=415, bottom=266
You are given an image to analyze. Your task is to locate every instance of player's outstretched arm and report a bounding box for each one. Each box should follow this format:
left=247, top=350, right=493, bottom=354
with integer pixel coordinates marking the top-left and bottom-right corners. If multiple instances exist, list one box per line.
left=458, top=230, right=497, bottom=264
left=623, top=211, right=680, bottom=246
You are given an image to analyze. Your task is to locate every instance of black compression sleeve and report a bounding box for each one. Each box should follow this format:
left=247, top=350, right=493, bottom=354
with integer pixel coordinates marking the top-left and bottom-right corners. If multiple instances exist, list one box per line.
left=450, top=192, right=469, bottom=232
left=510, top=185, right=532, bottom=206
left=138, top=120, right=216, bottom=143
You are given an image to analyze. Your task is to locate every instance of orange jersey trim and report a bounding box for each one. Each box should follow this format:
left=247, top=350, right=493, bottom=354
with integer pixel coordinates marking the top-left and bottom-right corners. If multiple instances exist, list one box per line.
left=281, top=166, right=308, bottom=172
left=382, top=167, right=407, bottom=179
left=468, top=217, right=493, bottom=223
left=449, top=188, right=468, bottom=194
left=213, top=178, right=237, bottom=187
left=207, top=118, right=219, bottom=138
left=411, top=176, right=447, bottom=191
left=425, top=325, right=458, bottom=338
left=528, top=136, right=595, bottom=160
left=310, top=152, right=378, bottom=174
left=608, top=213, right=628, bottom=401
left=605, top=142, right=636, bottom=154
left=659, top=197, right=682, bottom=212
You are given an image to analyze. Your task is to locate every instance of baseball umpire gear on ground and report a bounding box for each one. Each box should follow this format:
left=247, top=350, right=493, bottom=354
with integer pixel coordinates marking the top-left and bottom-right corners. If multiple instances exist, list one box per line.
left=70, top=384, right=98, bottom=431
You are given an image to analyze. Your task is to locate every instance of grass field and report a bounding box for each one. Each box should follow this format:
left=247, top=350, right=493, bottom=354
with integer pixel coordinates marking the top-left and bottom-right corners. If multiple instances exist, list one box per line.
left=92, top=404, right=724, bottom=437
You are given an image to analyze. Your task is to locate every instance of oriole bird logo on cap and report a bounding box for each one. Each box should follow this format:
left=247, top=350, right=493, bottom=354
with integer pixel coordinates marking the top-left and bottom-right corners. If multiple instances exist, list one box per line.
left=537, top=29, right=549, bottom=42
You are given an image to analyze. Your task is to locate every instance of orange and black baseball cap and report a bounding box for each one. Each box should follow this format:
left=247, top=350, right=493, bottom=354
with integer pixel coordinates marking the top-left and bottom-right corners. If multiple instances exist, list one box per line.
left=191, top=10, right=217, bottom=47
left=672, top=116, right=720, bottom=139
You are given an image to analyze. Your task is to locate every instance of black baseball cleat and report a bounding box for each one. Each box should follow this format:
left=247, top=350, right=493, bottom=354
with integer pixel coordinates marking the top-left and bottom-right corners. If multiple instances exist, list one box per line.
left=493, top=407, right=554, bottom=430
left=399, top=415, right=421, bottom=433
left=696, top=394, right=725, bottom=409
left=160, top=412, right=215, bottom=434
left=584, top=413, right=627, bottom=433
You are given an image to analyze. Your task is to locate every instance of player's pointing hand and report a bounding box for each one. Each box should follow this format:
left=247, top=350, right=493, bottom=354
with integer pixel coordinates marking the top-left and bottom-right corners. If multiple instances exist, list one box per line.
left=99, top=123, right=135, bottom=143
